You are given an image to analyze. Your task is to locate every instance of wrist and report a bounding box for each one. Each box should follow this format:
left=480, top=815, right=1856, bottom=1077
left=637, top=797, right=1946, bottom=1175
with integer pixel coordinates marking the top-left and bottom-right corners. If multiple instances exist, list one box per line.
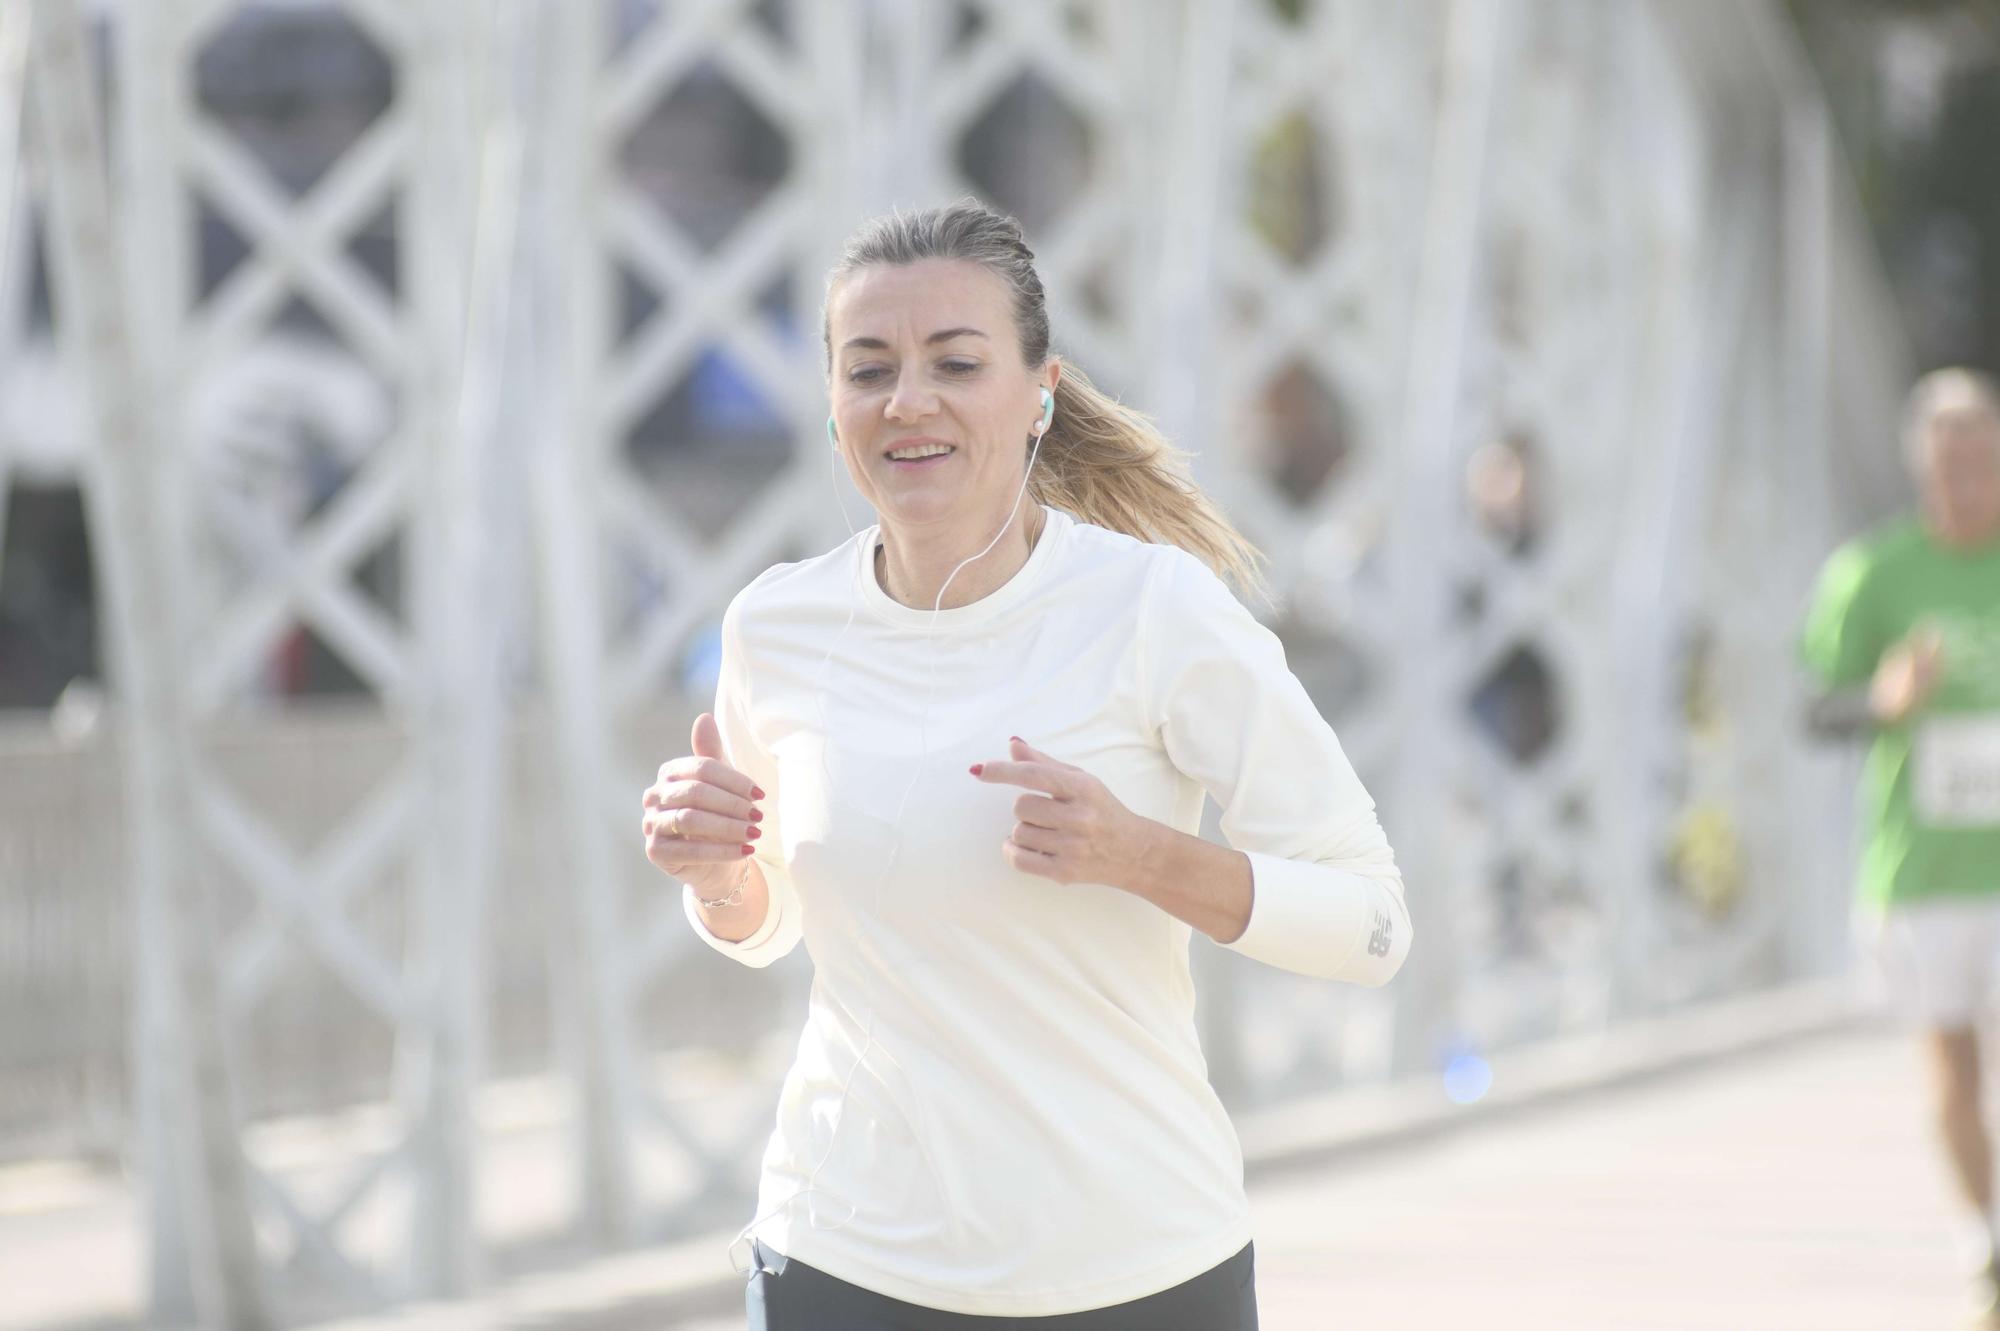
left=1118, top=816, right=1169, bottom=901
left=693, top=858, right=753, bottom=909
left=1869, top=683, right=1927, bottom=727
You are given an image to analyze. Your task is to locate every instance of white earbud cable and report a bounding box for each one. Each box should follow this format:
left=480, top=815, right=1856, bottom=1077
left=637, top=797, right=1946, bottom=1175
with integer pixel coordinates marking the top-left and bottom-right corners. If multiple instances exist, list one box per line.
left=726, top=403, right=1050, bottom=1277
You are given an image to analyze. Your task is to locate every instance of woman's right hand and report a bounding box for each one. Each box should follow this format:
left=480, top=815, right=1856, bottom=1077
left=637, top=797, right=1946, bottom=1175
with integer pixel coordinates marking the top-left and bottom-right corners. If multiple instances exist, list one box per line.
left=642, top=712, right=766, bottom=898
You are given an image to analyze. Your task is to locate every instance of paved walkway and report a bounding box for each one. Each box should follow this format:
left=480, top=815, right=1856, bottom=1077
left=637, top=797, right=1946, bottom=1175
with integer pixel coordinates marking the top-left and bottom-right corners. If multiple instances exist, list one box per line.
left=3, top=1024, right=1977, bottom=1330
left=1239, top=1025, right=1966, bottom=1330
left=682, top=1026, right=1967, bottom=1330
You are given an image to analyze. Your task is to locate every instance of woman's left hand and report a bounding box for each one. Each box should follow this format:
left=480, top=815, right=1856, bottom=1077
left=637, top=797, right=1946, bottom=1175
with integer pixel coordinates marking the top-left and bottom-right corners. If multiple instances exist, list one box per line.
left=969, top=737, right=1157, bottom=891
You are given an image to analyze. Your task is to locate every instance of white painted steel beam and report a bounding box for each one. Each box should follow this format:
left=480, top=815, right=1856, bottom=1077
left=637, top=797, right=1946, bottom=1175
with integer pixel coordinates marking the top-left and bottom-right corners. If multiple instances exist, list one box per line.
left=37, top=0, right=273, bottom=1323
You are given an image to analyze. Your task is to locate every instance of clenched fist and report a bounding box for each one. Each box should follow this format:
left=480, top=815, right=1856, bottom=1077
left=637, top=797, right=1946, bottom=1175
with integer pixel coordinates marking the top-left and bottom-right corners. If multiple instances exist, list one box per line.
left=1871, top=625, right=1945, bottom=726
left=642, top=712, right=765, bottom=901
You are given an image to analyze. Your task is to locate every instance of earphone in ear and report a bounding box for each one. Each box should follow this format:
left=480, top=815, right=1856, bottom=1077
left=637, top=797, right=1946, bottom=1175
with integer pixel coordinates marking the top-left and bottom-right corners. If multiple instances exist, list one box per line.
left=828, top=416, right=839, bottom=451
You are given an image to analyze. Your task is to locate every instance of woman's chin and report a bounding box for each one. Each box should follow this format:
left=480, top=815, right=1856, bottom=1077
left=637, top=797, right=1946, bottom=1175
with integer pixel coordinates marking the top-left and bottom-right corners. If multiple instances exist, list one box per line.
left=873, top=488, right=965, bottom=524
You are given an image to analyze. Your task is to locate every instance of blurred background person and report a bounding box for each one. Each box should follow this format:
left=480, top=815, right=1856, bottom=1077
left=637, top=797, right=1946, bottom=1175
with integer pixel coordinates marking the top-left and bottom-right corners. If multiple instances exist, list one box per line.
left=1802, top=366, right=2000, bottom=1325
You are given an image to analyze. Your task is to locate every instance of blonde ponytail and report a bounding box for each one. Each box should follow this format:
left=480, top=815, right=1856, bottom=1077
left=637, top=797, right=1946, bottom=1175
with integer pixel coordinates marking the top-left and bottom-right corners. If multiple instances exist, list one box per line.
left=1035, top=364, right=1271, bottom=608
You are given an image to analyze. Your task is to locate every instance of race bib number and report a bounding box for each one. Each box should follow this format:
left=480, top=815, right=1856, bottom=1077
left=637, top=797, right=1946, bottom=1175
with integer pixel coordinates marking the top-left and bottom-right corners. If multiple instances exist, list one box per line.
left=1913, top=715, right=2000, bottom=827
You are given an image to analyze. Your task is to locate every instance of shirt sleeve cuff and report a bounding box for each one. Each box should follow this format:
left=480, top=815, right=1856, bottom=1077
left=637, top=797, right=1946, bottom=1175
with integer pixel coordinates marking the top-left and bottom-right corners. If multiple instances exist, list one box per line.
left=1223, top=849, right=1378, bottom=981
left=682, top=860, right=796, bottom=967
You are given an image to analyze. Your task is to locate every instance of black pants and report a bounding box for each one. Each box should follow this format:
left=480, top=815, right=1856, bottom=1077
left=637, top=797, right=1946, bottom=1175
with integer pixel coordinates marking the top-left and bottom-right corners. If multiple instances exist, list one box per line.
left=745, top=1239, right=1258, bottom=1330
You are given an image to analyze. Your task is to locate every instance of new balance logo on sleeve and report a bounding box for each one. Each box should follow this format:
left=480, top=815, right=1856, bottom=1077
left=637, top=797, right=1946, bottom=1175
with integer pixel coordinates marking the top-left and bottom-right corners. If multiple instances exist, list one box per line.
left=1367, top=910, right=1394, bottom=958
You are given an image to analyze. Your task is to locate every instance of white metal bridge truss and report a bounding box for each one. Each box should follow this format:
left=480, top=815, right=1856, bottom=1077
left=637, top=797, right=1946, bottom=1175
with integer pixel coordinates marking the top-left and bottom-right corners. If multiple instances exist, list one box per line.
left=13, top=0, right=1907, bottom=1323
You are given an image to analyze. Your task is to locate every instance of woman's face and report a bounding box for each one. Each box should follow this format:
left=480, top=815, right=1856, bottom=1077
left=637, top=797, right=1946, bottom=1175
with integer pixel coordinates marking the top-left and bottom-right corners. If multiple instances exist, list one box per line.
left=827, top=258, right=1054, bottom=534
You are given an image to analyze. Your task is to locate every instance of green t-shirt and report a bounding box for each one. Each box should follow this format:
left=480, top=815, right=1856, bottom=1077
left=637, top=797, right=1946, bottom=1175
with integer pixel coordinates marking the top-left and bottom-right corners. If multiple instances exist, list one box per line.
left=1800, top=518, right=2000, bottom=912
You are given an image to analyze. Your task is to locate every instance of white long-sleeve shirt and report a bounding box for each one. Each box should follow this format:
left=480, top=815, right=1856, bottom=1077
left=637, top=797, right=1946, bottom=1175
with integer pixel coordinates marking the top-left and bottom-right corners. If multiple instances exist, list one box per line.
left=685, top=502, right=1410, bottom=1316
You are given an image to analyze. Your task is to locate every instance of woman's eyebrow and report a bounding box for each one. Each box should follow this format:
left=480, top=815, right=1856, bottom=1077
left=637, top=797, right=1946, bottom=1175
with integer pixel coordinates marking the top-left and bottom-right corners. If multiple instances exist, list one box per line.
left=841, top=327, right=990, bottom=352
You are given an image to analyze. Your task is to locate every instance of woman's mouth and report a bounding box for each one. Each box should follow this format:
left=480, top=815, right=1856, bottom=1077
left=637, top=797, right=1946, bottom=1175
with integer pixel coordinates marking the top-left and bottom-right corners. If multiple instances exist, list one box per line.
left=886, top=446, right=956, bottom=470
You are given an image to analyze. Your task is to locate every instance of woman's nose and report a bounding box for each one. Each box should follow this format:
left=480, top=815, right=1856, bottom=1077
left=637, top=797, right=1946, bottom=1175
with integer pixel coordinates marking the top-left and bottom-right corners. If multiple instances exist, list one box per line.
left=884, top=375, right=938, bottom=422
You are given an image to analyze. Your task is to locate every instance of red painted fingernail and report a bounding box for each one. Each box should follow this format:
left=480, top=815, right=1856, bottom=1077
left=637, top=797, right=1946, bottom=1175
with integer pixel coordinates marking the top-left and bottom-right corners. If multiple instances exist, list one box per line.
left=749, top=808, right=763, bottom=822
left=751, top=786, right=766, bottom=800
left=969, top=763, right=984, bottom=776
left=741, top=844, right=755, bottom=856
left=1010, top=735, right=1023, bottom=744
left=746, top=826, right=761, bottom=840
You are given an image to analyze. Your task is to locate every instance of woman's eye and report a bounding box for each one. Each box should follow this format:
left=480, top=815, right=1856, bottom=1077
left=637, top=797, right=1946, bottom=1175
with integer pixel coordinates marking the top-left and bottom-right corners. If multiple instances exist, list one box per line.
left=846, top=361, right=976, bottom=383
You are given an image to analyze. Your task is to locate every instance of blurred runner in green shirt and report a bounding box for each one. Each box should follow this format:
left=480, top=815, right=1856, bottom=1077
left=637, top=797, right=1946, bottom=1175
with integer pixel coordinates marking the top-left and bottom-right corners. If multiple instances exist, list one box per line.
left=1802, top=367, right=2000, bottom=1325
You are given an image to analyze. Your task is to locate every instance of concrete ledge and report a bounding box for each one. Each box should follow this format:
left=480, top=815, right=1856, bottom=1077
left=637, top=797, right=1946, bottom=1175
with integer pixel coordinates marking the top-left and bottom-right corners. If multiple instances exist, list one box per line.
left=1237, top=973, right=1872, bottom=1180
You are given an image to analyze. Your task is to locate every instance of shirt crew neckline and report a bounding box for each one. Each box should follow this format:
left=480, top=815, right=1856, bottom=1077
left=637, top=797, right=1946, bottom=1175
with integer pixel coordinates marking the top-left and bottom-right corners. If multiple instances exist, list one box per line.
left=856, top=503, right=1069, bottom=631
left=1919, top=527, right=2000, bottom=563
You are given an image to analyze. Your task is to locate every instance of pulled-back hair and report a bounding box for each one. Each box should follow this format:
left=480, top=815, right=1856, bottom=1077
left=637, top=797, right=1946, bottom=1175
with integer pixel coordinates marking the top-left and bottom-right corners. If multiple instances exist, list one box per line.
left=823, top=198, right=1272, bottom=608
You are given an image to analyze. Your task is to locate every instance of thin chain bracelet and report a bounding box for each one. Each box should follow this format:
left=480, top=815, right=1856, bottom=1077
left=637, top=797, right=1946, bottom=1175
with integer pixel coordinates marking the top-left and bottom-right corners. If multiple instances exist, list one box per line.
left=694, top=856, right=753, bottom=910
